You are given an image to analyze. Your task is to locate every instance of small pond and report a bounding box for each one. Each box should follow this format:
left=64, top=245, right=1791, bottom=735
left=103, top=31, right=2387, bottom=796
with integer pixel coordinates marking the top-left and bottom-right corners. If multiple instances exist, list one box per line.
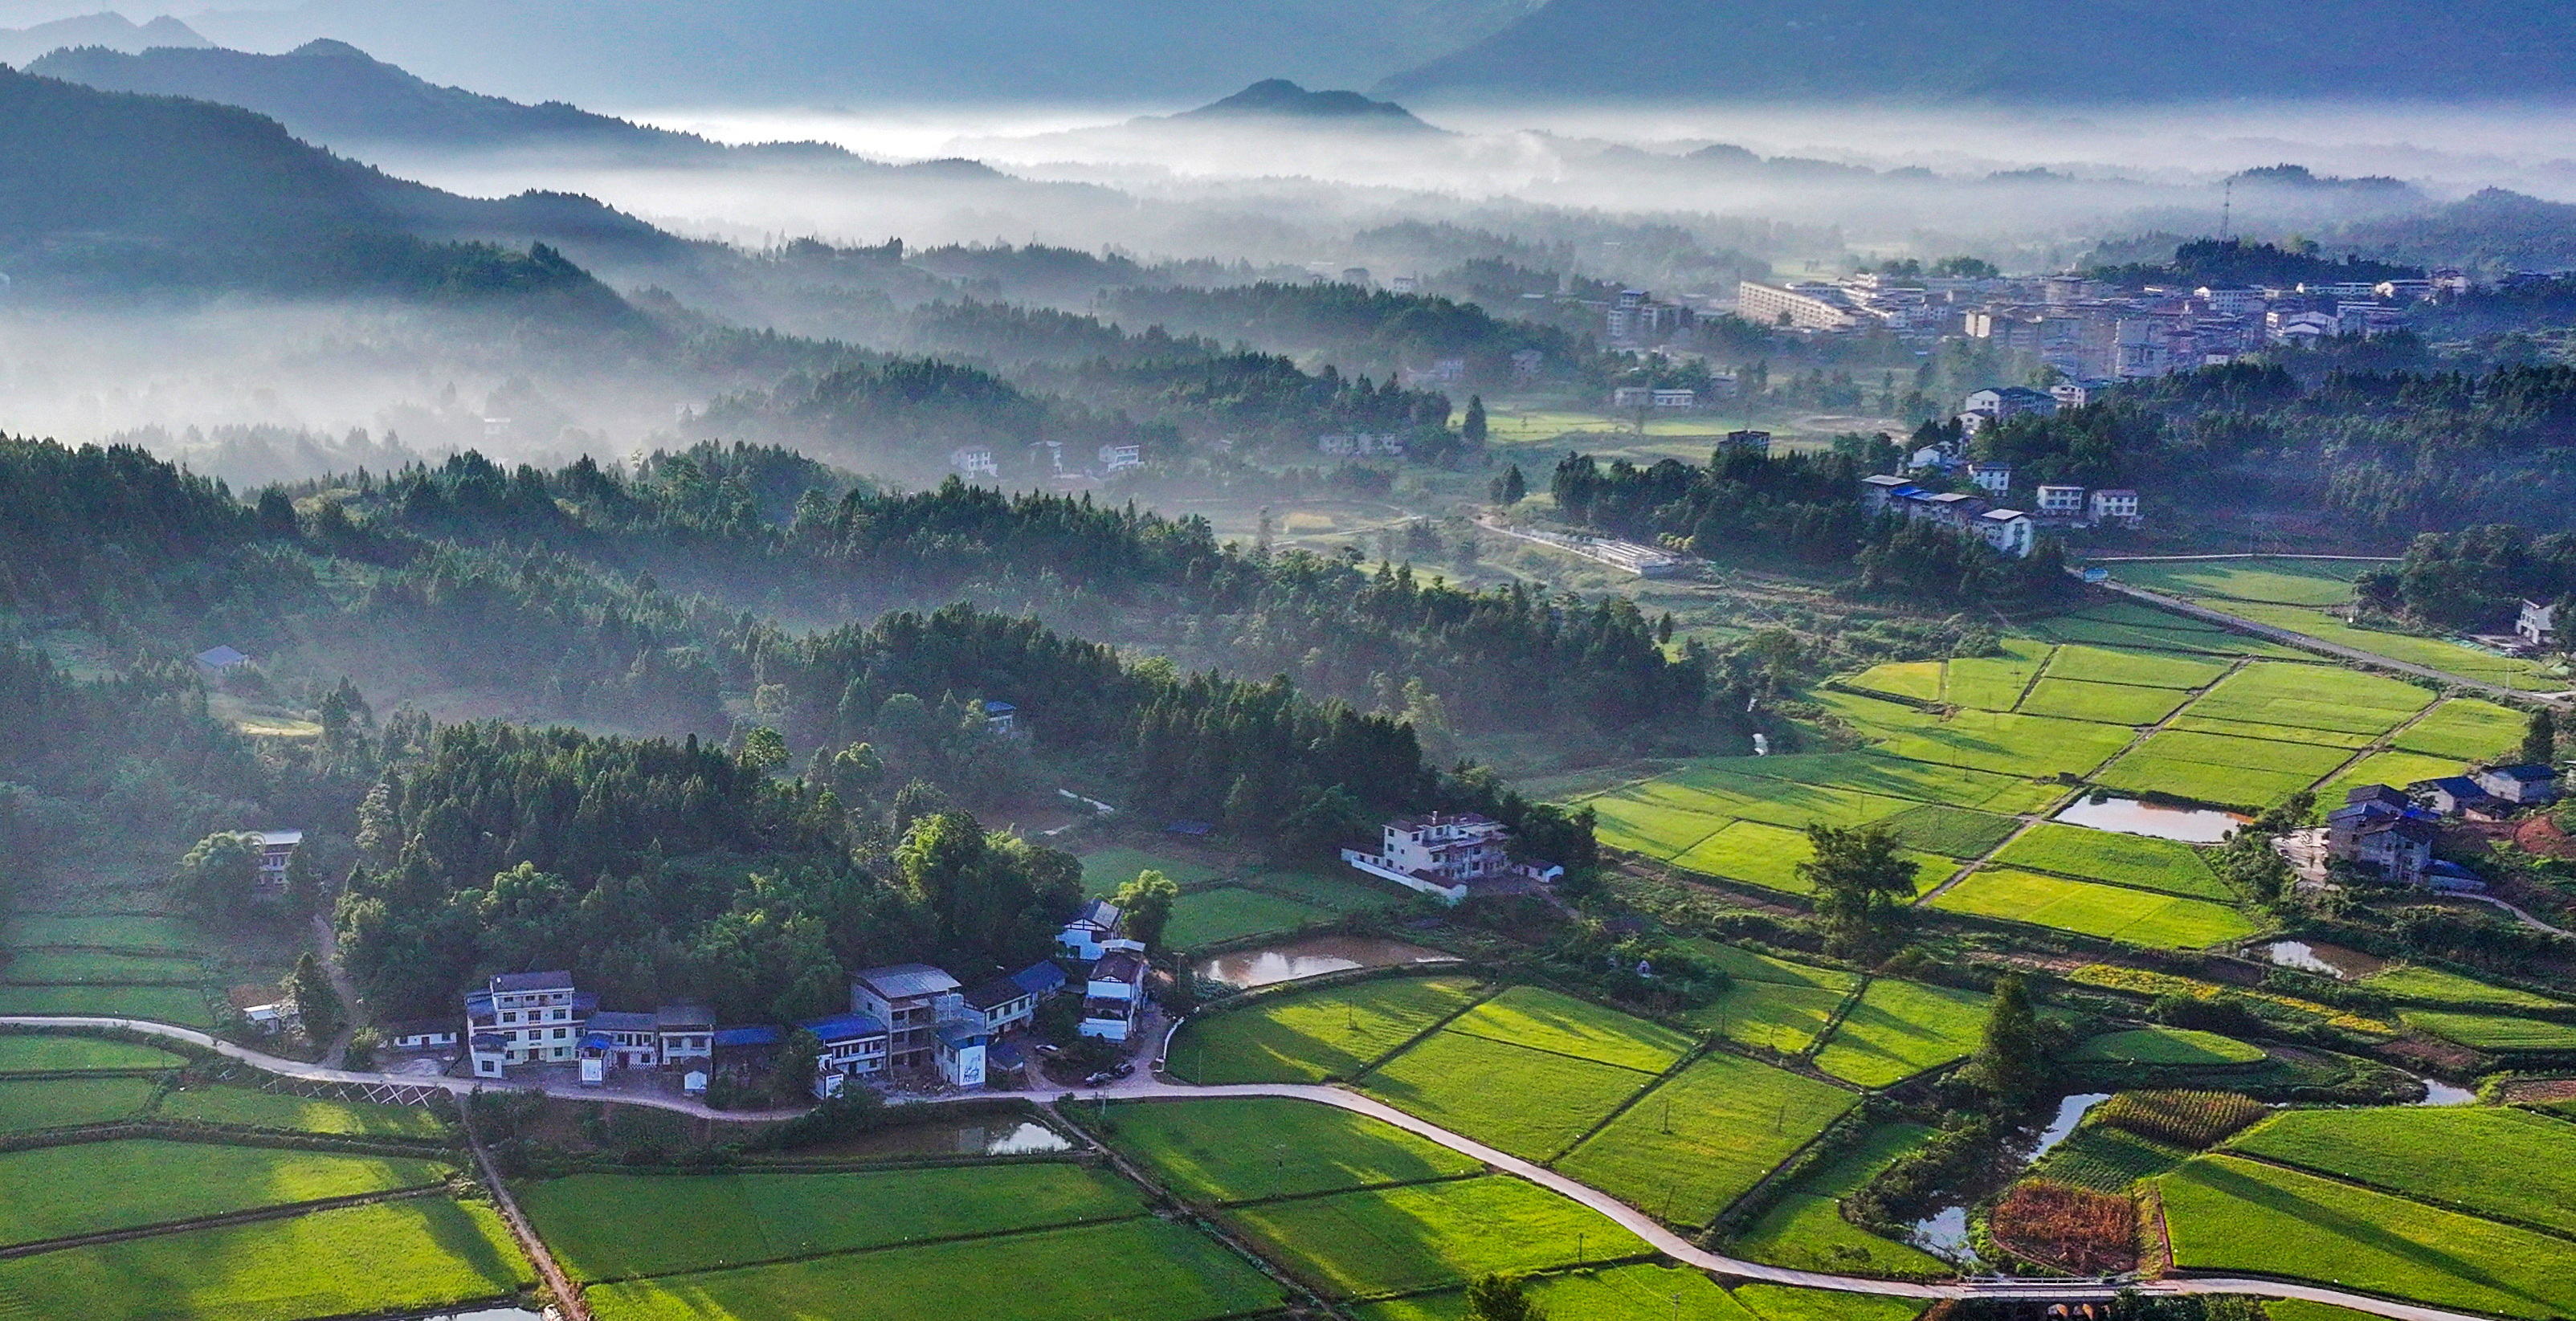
left=1194, top=935, right=1459, bottom=989
left=2051, top=794, right=2247, bottom=845
left=2416, top=1077, right=2478, bottom=1107
left=2254, top=938, right=2388, bottom=981
left=1905, top=1092, right=2112, bottom=1267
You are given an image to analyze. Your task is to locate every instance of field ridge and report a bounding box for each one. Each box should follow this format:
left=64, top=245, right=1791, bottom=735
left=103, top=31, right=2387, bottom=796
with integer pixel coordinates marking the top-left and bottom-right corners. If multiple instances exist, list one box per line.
left=0, top=1182, right=447, bottom=1262
left=2216, top=1148, right=2576, bottom=1247
left=1345, top=982, right=1508, bottom=1084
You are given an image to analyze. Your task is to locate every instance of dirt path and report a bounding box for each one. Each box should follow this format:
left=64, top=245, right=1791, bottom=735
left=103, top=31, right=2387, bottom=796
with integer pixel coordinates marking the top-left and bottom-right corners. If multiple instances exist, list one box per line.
left=0, top=1013, right=2509, bottom=1321
left=310, top=911, right=361, bottom=1069
left=459, top=1100, right=592, bottom=1321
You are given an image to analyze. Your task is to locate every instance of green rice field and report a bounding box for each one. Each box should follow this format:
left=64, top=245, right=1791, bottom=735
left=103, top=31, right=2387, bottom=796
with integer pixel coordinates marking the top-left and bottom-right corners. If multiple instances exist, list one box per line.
left=157, top=1085, right=451, bottom=1138
left=2160, top=1153, right=2576, bottom=1319
left=1732, top=1123, right=1948, bottom=1278
left=2015, top=677, right=2190, bottom=725
left=1076, top=846, right=1223, bottom=896
left=0, top=947, right=209, bottom=984
left=2031, top=1123, right=2190, bottom=1190
left=1810, top=979, right=1991, bottom=1088
left=0, top=1197, right=531, bottom=1321
left=0, top=911, right=208, bottom=951
left=2225, top=602, right=2565, bottom=693
left=2070, top=1028, right=2264, bottom=1066
left=1166, top=975, right=1485, bottom=1084
left=0, top=1140, right=451, bottom=1247
left=0, top=1074, right=157, bottom=1131
left=1362, top=1029, right=1658, bottom=1162
left=1557, top=1050, right=1860, bottom=1226
left=1219, top=1174, right=1647, bottom=1298
left=0, top=1034, right=182, bottom=1072
left=0, top=982, right=211, bottom=1024
left=2403, top=1010, right=2576, bottom=1050
left=1944, top=642, right=2050, bottom=711
left=1442, top=985, right=1693, bottom=1073
left=582, top=1217, right=1278, bottom=1321
left=2110, top=558, right=2369, bottom=607
left=2162, top=714, right=2378, bottom=748
left=1353, top=1263, right=1923, bottom=1321
left=1670, top=820, right=1952, bottom=897
left=1880, top=803, right=2023, bottom=858
left=2365, top=964, right=2566, bottom=1009
left=1242, top=867, right=1413, bottom=911
left=1929, top=867, right=2259, bottom=948
left=521, top=1164, right=1143, bottom=1282
left=1989, top=822, right=2231, bottom=899
left=1684, top=978, right=1851, bottom=1054
left=1847, top=659, right=1941, bottom=702
left=2041, top=642, right=2232, bottom=689
left=1160, top=886, right=1332, bottom=949
left=2224, top=1106, right=2576, bottom=1237
left=1100, top=1098, right=1480, bottom=1205
left=2393, top=699, right=2530, bottom=760
left=2181, top=660, right=2435, bottom=735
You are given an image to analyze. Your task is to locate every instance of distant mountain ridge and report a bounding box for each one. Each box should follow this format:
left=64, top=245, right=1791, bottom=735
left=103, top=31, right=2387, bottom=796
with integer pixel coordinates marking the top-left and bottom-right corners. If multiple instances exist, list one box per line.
left=1174, top=79, right=1435, bottom=128
left=0, top=62, right=678, bottom=311
left=1378, top=0, right=2576, bottom=103
left=0, top=10, right=202, bottom=65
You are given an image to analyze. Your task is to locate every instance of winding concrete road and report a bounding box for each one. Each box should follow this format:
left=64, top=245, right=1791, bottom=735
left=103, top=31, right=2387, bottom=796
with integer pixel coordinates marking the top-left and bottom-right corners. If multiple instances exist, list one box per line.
left=1, top=1015, right=2505, bottom=1321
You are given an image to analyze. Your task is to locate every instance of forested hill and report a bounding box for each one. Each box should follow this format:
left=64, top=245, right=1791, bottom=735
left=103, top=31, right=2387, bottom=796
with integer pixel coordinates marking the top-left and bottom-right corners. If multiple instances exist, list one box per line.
left=1378, top=0, right=2576, bottom=103
left=0, top=64, right=680, bottom=301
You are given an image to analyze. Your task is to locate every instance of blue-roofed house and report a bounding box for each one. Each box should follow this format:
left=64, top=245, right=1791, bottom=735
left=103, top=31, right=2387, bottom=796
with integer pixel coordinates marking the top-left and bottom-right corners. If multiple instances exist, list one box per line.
left=964, top=960, right=1064, bottom=1035
left=2411, top=777, right=2507, bottom=819
left=933, top=1021, right=989, bottom=1088
left=1059, top=899, right=1121, bottom=962
left=983, top=700, right=1017, bottom=735
left=802, top=1012, right=890, bottom=1098
left=2475, top=764, right=2559, bottom=806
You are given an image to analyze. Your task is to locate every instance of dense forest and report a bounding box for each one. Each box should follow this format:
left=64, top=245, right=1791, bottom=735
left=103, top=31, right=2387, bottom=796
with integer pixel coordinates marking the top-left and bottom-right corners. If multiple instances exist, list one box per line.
left=1548, top=446, right=2076, bottom=610
left=2359, top=524, right=2576, bottom=630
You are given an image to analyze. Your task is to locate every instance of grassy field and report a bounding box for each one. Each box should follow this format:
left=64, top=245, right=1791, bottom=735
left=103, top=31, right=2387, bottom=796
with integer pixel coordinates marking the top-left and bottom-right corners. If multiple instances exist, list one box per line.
left=2159, top=1153, right=2576, bottom=1319
left=2313, top=751, right=2473, bottom=814
left=1102, top=1098, right=1480, bottom=1205
left=521, top=1163, right=1143, bottom=1282
left=2112, top=558, right=2367, bottom=607
left=0, top=983, right=210, bottom=1024
left=1557, top=1050, right=1860, bottom=1226
left=1733, top=1123, right=1949, bottom=1278
left=1364, top=1029, right=1658, bottom=1162
left=1810, top=979, right=1991, bottom=1088
left=1161, top=886, right=1332, bottom=949
left=1880, top=803, right=2023, bottom=857
left=1221, top=1174, right=1647, bottom=1298
left=2366, top=964, right=2566, bottom=1009
left=2403, top=1009, right=2576, bottom=1050
left=2225, top=602, right=2565, bottom=693
left=1243, top=867, right=1413, bottom=912
left=0, top=1034, right=182, bottom=1072
left=1076, top=846, right=1223, bottom=896
left=582, top=1217, right=1279, bottom=1321
left=0, top=1075, right=156, bottom=1131
left=0, top=912, right=207, bottom=951
left=2042, top=643, right=2233, bottom=689
left=1990, top=822, right=2231, bottom=899
left=2394, top=698, right=2530, bottom=760
left=2224, top=1106, right=2576, bottom=1237
left=157, top=1085, right=451, bottom=1138
left=1671, top=820, right=1952, bottom=897
left=1353, top=1264, right=1925, bottom=1321
left=2031, top=1123, right=2191, bottom=1191
left=1443, top=985, right=1693, bottom=1073
left=2016, top=677, right=2190, bottom=725
left=2182, top=660, right=2435, bottom=733
left=0, top=1140, right=451, bottom=1247
left=1684, top=978, right=1852, bottom=1054
left=1166, top=975, right=1485, bottom=1084
left=0, top=1197, right=529, bottom=1321
left=0, top=948, right=208, bottom=983
left=1928, top=867, right=2259, bottom=949
left=2070, top=1028, right=2264, bottom=1066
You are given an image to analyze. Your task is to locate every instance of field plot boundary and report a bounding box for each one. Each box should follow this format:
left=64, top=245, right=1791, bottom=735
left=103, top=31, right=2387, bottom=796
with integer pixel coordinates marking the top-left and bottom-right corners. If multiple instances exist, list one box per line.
left=0, top=1180, right=450, bottom=1261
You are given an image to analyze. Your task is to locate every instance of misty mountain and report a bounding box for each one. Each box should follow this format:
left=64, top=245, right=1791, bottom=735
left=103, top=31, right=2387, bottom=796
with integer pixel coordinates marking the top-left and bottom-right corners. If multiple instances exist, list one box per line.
left=0, top=10, right=201, bottom=65
left=181, top=0, right=1542, bottom=108
left=1378, top=0, right=2576, bottom=103
left=1173, top=79, right=1436, bottom=130
left=0, top=63, right=680, bottom=308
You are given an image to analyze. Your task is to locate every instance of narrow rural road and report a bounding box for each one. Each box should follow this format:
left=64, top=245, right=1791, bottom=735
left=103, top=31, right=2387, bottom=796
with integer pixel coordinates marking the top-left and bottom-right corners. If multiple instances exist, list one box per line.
left=2096, top=579, right=2563, bottom=708
left=459, top=1100, right=593, bottom=1321
left=2460, top=893, right=2576, bottom=940
left=0, top=1014, right=2506, bottom=1321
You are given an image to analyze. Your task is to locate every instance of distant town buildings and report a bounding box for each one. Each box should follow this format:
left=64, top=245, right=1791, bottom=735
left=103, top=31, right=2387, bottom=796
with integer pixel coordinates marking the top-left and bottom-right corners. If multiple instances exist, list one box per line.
left=1857, top=475, right=2037, bottom=556
left=1317, top=433, right=1408, bottom=458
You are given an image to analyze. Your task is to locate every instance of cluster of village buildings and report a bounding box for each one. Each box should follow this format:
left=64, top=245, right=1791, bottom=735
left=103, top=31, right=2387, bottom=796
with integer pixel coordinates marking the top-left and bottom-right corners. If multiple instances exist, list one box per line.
left=2279, top=762, right=2560, bottom=888
left=948, top=441, right=1142, bottom=487
left=1851, top=383, right=2149, bottom=559
left=1734, top=271, right=2461, bottom=380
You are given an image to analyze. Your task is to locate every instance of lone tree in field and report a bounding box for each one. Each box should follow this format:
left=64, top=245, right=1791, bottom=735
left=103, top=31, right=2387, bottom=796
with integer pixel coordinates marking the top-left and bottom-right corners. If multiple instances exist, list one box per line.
left=2525, top=706, right=2557, bottom=768
left=1797, top=823, right=1919, bottom=957
left=1966, top=972, right=2052, bottom=1103
left=1113, top=869, right=1180, bottom=951
left=1491, top=463, right=1526, bottom=506
left=1465, top=1272, right=1545, bottom=1321
left=1463, top=394, right=1488, bottom=446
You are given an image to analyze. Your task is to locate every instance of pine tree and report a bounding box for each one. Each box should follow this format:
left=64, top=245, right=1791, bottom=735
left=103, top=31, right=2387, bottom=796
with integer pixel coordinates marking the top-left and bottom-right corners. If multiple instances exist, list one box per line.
left=1968, top=972, right=2051, bottom=1102
left=1462, top=395, right=1488, bottom=446
left=2524, top=707, right=2556, bottom=768
left=1500, top=463, right=1526, bottom=505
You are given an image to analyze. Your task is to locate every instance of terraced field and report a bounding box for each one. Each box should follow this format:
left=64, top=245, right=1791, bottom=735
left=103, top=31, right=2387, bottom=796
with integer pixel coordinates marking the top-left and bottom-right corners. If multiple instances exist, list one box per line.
left=1929, top=867, right=2260, bottom=949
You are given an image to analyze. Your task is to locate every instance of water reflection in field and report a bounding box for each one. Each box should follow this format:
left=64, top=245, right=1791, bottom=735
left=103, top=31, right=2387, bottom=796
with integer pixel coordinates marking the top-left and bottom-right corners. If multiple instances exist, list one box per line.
left=1194, top=935, right=1458, bottom=989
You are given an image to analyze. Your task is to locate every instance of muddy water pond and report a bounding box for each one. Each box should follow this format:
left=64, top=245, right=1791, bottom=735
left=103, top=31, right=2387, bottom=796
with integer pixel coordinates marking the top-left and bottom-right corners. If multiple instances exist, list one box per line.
left=2254, top=938, right=2388, bottom=981
left=1194, top=935, right=1459, bottom=989
left=2052, top=794, right=2247, bottom=844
